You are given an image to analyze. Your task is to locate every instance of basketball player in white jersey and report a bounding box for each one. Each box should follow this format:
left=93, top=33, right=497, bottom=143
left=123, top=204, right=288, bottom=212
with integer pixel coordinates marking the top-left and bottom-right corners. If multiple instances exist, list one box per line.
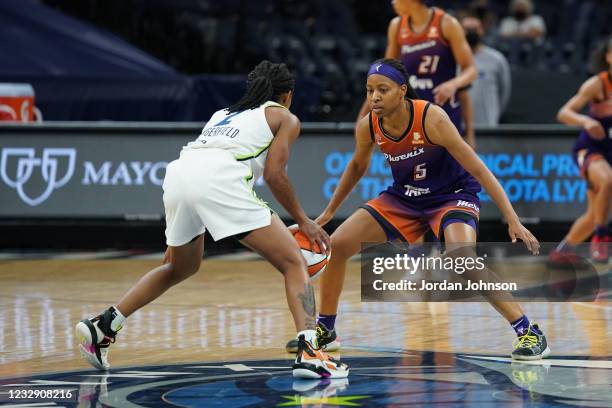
left=75, top=61, right=349, bottom=379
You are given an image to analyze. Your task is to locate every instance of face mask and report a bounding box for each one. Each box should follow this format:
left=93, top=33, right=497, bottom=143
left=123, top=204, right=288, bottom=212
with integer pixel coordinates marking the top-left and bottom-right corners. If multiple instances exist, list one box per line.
left=466, top=30, right=481, bottom=47
left=514, top=10, right=527, bottom=20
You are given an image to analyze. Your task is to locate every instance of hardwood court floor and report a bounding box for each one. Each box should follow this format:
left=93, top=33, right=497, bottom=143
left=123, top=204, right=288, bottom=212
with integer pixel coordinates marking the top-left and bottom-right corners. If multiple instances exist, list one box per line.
left=0, top=258, right=610, bottom=378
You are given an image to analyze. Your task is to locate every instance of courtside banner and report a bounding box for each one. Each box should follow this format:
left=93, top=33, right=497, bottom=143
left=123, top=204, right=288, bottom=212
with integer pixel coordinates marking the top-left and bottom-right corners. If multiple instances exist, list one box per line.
left=0, top=124, right=584, bottom=221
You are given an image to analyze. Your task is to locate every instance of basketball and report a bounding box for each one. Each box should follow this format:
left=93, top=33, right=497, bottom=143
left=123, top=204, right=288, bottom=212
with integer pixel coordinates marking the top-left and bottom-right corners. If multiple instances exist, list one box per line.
left=292, top=229, right=329, bottom=279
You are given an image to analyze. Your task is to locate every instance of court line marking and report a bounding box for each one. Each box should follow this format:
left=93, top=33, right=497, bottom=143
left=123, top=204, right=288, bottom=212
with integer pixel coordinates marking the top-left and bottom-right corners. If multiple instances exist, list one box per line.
left=460, top=355, right=612, bottom=369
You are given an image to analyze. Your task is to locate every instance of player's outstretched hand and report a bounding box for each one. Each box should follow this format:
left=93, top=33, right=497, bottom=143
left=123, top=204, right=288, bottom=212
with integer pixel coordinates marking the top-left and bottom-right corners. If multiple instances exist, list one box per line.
left=508, top=218, right=540, bottom=255
left=299, top=218, right=331, bottom=256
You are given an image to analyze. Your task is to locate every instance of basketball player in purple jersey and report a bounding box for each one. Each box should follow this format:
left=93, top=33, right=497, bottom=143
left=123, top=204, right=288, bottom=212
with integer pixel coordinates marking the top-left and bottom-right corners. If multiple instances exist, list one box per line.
left=358, top=0, right=478, bottom=148
left=289, top=58, right=549, bottom=360
left=550, top=37, right=612, bottom=264
left=354, top=0, right=478, bottom=276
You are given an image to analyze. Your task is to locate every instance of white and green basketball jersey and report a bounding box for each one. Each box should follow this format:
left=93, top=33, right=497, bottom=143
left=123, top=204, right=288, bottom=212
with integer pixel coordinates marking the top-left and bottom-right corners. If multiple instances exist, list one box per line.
left=184, top=101, right=285, bottom=182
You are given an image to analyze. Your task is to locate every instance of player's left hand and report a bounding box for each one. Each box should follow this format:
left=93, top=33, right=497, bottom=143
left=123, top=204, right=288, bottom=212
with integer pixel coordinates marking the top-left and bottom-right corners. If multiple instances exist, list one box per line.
left=508, top=218, right=540, bottom=255
left=433, top=80, right=457, bottom=106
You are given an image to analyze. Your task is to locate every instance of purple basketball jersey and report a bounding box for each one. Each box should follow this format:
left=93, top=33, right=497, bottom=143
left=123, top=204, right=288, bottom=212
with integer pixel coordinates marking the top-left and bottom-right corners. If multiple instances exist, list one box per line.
left=370, top=99, right=480, bottom=209
left=397, top=8, right=464, bottom=134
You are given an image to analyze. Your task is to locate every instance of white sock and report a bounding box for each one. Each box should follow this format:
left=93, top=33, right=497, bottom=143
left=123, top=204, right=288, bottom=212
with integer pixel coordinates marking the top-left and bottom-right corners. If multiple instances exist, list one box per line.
left=110, top=306, right=126, bottom=332
left=297, top=329, right=318, bottom=348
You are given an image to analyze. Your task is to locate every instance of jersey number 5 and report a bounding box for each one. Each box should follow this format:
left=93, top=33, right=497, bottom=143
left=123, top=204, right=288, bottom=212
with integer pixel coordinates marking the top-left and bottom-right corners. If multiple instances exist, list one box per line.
left=414, top=163, right=427, bottom=180
left=418, top=55, right=440, bottom=74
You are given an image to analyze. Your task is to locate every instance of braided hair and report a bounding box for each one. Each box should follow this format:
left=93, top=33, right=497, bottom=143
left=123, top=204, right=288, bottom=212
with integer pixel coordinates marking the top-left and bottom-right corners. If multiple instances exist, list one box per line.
left=371, top=58, right=420, bottom=100
left=228, top=60, right=295, bottom=112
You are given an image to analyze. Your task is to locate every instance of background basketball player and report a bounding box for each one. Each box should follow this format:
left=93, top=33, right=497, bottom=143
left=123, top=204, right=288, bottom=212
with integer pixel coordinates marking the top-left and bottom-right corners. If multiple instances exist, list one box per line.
left=75, top=61, right=348, bottom=379
left=549, top=36, right=612, bottom=264
left=357, top=0, right=478, bottom=148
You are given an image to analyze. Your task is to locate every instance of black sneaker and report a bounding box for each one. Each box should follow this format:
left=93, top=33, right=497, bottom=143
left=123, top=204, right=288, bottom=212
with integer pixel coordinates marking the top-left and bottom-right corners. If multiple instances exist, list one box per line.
left=75, top=307, right=120, bottom=370
left=286, top=322, right=341, bottom=353
left=511, top=324, right=551, bottom=361
left=316, top=322, right=340, bottom=351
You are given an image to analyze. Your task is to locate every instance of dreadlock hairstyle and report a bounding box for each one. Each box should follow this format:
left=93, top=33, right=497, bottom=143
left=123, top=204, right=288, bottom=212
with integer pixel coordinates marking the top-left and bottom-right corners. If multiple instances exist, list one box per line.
left=590, top=36, right=612, bottom=74
left=372, top=58, right=420, bottom=100
left=228, top=60, right=296, bottom=113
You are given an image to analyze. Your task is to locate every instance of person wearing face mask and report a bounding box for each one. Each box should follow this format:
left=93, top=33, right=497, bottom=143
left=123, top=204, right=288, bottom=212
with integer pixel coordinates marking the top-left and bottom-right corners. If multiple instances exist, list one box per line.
left=462, top=16, right=511, bottom=126
left=499, top=0, right=546, bottom=41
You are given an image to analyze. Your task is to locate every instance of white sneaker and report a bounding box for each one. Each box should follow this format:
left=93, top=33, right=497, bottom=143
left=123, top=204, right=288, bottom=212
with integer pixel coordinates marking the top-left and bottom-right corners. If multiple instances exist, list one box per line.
left=75, top=307, right=120, bottom=370
left=292, top=335, right=349, bottom=379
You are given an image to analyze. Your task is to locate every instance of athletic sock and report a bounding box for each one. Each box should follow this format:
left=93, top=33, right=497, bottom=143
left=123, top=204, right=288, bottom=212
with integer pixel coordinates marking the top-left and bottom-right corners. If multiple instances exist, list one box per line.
left=297, top=329, right=318, bottom=348
left=109, top=306, right=126, bottom=332
left=317, top=314, right=336, bottom=331
left=594, top=225, right=608, bottom=237
left=510, top=315, right=541, bottom=336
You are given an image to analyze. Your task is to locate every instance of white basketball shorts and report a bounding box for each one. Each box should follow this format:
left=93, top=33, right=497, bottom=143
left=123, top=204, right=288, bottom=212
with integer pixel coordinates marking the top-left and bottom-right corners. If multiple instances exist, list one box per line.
left=162, top=148, right=271, bottom=246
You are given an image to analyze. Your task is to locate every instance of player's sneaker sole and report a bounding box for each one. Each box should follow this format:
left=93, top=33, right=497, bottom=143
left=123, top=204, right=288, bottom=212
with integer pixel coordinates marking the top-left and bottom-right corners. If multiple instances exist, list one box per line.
left=292, top=363, right=349, bottom=379
left=512, top=346, right=551, bottom=361
left=75, top=319, right=108, bottom=370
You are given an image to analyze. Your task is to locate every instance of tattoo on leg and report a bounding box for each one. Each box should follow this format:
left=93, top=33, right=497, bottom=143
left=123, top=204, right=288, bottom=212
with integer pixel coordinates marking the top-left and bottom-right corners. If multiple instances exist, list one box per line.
left=298, top=283, right=316, bottom=329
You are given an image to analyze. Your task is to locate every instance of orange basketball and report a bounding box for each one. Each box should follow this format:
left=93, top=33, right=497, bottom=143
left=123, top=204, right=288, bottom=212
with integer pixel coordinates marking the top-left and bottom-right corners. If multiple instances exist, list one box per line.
left=292, top=230, right=329, bottom=279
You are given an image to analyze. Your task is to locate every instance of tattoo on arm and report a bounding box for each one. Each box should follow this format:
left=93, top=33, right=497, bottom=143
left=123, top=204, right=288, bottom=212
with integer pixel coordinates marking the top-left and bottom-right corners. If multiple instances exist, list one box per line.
left=298, top=283, right=316, bottom=330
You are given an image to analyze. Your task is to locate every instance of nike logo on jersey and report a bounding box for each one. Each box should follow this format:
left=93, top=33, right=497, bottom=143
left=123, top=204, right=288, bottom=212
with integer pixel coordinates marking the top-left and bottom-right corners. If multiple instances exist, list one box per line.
left=454, top=189, right=463, bottom=193
left=374, top=133, right=386, bottom=145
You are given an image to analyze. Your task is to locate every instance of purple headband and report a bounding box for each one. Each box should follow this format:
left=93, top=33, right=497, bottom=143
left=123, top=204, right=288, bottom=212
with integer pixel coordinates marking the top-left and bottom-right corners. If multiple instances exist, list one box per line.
left=367, top=62, right=406, bottom=85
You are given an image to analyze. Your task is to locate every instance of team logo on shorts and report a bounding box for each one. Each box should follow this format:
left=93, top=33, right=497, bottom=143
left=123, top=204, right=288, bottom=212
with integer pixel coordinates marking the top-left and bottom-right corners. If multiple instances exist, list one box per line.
left=457, top=200, right=480, bottom=212
left=0, top=147, right=76, bottom=206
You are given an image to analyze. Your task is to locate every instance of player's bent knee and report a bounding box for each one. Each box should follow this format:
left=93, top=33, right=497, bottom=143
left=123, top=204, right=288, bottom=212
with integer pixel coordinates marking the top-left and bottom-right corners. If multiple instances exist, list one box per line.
left=168, top=259, right=201, bottom=285
left=330, top=234, right=358, bottom=260
left=279, top=249, right=308, bottom=276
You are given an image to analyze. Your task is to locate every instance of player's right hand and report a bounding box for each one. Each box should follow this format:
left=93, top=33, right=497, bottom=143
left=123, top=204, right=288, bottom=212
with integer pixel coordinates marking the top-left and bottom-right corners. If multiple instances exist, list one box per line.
left=584, top=118, right=606, bottom=140
left=299, top=218, right=331, bottom=255
left=508, top=219, right=540, bottom=255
